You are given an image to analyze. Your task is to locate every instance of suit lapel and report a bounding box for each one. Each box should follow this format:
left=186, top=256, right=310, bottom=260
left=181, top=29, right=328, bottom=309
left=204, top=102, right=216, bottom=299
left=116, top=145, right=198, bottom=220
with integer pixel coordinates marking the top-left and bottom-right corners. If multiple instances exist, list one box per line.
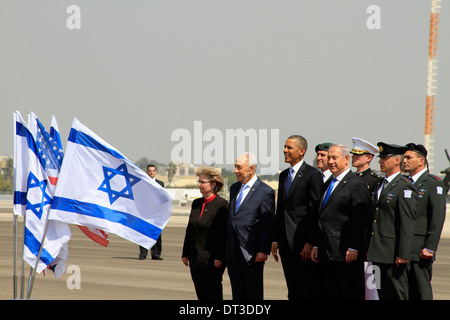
left=321, top=171, right=352, bottom=210
left=377, top=174, right=401, bottom=204
left=235, top=178, right=261, bottom=215
left=414, top=171, right=427, bottom=189
left=286, top=162, right=306, bottom=200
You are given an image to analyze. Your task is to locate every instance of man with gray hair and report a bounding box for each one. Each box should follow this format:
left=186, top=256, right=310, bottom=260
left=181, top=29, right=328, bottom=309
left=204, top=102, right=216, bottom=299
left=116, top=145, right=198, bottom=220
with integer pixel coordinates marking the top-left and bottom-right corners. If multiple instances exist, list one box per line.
left=311, top=144, right=371, bottom=299
left=225, top=152, right=275, bottom=299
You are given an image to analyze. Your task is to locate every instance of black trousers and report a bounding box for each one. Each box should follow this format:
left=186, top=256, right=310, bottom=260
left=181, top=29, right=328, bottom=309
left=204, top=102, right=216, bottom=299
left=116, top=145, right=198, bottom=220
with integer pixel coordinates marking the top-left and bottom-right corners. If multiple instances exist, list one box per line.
left=320, top=259, right=365, bottom=300
left=279, top=243, right=324, bottom=300
left=190, top=265, right=225, bottom=300
left=227, top=244, right=265, bottom=300
left=139, top=235, right=162, bottom=259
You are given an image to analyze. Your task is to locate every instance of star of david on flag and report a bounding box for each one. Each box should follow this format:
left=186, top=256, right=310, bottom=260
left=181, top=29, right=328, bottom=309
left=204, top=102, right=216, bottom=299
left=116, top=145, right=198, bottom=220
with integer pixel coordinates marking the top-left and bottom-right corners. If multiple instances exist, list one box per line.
left=98, top=163, right=141, bottom=204
left=48, top=115, right=110, bottom=247
left=13, top=111, right=71, bottom=278
left=49, top=118, right=172, bottom=249
left=26, top=171, right=51, bottom=219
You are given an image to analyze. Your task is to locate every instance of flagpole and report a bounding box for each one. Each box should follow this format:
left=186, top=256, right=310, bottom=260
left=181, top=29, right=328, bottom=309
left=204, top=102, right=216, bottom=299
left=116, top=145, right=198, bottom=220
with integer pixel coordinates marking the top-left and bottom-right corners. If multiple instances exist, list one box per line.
left=26, top=217, right=50, bottom=299
left=12, top=112, right=18, bottom=299
left=20, top=214, right=27, bottom=299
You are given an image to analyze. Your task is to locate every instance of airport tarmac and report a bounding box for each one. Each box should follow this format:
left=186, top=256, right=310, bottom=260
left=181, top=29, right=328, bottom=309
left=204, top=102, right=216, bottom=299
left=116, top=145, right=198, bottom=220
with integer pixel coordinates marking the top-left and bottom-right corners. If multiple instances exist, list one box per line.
left=1, top=202, right=450, bottom=300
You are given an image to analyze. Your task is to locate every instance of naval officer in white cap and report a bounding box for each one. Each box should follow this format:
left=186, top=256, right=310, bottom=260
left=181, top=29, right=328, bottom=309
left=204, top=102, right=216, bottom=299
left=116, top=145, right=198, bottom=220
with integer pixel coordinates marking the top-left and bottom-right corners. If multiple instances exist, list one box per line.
left=350, top=137, right=381, bottom=192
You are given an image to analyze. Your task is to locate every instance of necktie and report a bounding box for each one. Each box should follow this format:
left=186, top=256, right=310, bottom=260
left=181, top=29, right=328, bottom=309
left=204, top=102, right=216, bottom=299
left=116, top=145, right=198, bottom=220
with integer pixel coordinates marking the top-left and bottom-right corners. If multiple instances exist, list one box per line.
left=235, top=184, right=248, bottom=212
left=285, top=167, right=294, bottom=197
left=377, top=178, right=388, bottom=200
left=322, top=177, right=337, bottom=208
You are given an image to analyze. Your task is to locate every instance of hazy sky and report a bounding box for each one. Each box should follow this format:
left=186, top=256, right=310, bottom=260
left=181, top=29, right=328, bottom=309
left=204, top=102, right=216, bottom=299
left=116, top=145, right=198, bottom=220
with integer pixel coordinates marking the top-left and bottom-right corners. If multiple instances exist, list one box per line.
left=2, top=1, right=449, bottom=174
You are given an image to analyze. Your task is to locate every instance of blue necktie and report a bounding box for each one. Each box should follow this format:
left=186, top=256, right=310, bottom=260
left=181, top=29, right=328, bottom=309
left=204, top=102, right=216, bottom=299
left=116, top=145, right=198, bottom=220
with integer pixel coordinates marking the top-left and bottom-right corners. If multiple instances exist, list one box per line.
left=285, top=167, right=294, bottom=197
left=235, top=184, right=248, bottom=212
left=322, top=177, right=337, bottom=208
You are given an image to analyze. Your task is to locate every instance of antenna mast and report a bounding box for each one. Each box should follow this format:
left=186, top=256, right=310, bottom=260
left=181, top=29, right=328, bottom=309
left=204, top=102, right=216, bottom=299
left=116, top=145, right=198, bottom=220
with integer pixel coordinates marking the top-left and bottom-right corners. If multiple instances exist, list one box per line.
left=424, top=0, right=441, bottom=173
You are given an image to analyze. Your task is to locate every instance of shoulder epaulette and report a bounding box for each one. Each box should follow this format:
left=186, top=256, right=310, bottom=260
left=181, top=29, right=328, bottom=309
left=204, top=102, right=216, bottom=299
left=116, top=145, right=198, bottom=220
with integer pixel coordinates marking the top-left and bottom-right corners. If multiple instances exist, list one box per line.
left=429, top=174, right=441, bottom=181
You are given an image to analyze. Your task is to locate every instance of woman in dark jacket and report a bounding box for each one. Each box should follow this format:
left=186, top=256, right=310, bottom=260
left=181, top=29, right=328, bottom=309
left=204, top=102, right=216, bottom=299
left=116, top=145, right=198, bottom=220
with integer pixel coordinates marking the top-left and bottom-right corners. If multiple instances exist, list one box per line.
left=182, top=166, right=229, bottom=300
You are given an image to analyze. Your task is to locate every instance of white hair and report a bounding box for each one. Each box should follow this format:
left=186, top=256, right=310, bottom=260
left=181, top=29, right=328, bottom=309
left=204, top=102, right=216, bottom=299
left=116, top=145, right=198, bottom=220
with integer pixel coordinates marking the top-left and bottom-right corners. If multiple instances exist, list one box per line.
left=237, top=152, right=258, bottom=168
left=330, top=144, right=350, bottom=157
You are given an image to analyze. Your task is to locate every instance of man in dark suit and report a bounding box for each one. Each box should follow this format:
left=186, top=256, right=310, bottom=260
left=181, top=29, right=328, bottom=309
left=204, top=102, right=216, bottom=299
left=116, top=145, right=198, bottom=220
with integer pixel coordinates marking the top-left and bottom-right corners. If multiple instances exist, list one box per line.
left=226, top=152, right=275, bottom=300
left=271, top=135, right=323, bottom=299
left=403, top=143, right=446, bottom=300
left=367, top=143, right=417, bottom=300
left=311, top=144, right=371, bottom=299
left=139, top=164, right=165, bottom=260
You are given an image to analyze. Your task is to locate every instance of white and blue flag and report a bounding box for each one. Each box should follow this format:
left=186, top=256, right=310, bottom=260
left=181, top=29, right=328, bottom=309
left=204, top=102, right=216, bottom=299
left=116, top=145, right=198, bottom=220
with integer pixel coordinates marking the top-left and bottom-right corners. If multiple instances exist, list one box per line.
left=13, top=111, right=29, bottom=217
left=14, top=111, right=71, bottom=278
left=50, top=115, right=110, bottom=247
left=49, top=118, right=172, bottom=249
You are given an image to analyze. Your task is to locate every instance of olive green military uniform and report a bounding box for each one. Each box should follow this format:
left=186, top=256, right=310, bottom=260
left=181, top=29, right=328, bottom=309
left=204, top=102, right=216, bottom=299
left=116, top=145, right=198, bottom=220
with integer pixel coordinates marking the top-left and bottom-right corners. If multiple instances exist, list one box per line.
left=408, top=171, right=446, bottom=300
left=368, top=173, right=417, bottom=300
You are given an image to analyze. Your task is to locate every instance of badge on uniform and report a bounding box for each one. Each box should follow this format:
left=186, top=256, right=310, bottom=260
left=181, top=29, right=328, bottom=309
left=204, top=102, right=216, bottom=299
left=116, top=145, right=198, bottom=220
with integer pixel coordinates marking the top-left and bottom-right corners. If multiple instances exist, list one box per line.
left=404, top=190, right=412, bottom=198
left=437, top=186, right=443, bottom=195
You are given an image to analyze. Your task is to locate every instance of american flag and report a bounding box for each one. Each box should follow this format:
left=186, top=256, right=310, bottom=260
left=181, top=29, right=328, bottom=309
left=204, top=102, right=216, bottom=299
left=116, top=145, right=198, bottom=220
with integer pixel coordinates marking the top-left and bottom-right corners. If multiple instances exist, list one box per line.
left=34, top=118, right=64, bottom=186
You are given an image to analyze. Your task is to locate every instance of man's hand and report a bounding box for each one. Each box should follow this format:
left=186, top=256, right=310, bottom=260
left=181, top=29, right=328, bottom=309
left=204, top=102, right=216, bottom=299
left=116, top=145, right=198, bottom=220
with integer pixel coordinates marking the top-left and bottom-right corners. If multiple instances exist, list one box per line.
left=395, top=257, right=409, bottom=266
left=345, top=249, right=358, bottom=263
left=271, top=242, right=279, bottom=262
left=419, top=248, right=434, bottom=259
left=255, top=252, right=268, bottom=263
left=311, top=247, right=319, bottom=263
left=214, top=259, right=223, bottom=268
left=300, top=243, right=313, bottom=261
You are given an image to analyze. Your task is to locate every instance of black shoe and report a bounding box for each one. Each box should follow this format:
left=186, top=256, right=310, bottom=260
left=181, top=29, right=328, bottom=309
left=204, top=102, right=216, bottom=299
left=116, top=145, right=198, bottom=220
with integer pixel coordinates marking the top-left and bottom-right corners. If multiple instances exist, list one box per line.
left=138, top=256, right=146, bottom=260
left=152, top=256, right=163, bottom=260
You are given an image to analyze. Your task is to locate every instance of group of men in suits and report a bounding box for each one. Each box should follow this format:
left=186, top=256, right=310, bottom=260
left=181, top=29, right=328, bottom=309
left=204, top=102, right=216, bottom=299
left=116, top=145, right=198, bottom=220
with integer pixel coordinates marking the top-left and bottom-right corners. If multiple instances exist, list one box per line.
left=225, top=134, right=446, bottom=300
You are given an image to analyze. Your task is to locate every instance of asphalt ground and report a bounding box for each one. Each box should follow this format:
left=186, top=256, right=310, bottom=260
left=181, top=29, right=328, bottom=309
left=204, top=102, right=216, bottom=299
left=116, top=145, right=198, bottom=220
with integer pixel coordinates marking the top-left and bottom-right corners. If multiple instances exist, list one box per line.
left=1, top=203, right=450, bottom=301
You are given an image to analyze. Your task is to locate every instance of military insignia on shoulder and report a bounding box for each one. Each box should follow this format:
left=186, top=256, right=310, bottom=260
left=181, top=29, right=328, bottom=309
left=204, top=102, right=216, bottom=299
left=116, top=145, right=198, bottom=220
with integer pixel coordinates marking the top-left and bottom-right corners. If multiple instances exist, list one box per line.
left=370, top=171, right=381, bottom=178
left=429, top=174, right=441, bottom=181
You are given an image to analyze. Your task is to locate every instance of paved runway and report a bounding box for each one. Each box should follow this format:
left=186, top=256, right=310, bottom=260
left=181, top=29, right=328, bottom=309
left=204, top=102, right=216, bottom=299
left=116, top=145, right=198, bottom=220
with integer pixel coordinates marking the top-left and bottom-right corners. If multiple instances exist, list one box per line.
left=1, top=204, right=449, bottom=300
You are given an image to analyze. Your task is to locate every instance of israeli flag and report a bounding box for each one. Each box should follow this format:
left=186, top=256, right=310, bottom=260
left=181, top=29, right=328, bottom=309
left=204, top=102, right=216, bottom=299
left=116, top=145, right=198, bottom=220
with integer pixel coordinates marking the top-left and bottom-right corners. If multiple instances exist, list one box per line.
left=50, top=115, right=110, bottom=247
left=13, top=111, right=29, bottom=216
left=49, top=118, right=172, bottom=249
left=14, top=112, right=71, bottom=277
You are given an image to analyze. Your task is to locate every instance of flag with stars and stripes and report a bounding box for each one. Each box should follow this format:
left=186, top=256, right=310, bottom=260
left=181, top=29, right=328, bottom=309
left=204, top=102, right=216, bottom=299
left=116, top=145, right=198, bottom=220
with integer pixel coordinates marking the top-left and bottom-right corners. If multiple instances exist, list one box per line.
left=14, top=112, right=71, bottom=278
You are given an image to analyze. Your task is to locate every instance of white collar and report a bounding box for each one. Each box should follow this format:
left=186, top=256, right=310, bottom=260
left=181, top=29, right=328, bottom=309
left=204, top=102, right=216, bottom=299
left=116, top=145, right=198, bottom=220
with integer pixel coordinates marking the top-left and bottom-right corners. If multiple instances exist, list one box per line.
left=411, top=168, right=427, bottom=183
left=243, top=175, right=258, bottom=188
left=333, top=168, right=351, bottom=181
left=385, top=171, right=401, bottom=183
left=290, top=159, right=304, bottom=173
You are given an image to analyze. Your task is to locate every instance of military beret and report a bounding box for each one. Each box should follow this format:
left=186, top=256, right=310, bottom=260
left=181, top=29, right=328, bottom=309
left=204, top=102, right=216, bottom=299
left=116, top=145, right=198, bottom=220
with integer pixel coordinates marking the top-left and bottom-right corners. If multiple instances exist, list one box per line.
left=405, top=143, right=428, bottom=157
left=377, top=142, right=406, bottom=157
left=315, top=142, right=333, bottom=153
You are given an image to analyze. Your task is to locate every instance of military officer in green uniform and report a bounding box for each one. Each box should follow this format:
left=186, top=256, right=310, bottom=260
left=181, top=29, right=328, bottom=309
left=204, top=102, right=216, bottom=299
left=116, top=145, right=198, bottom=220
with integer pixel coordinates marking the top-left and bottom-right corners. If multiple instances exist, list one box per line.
left=367, top=142, right=417, bottom=300
left=350, top=137, right=381, bottom=192
left=403, top=143, right=446, bottom=300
